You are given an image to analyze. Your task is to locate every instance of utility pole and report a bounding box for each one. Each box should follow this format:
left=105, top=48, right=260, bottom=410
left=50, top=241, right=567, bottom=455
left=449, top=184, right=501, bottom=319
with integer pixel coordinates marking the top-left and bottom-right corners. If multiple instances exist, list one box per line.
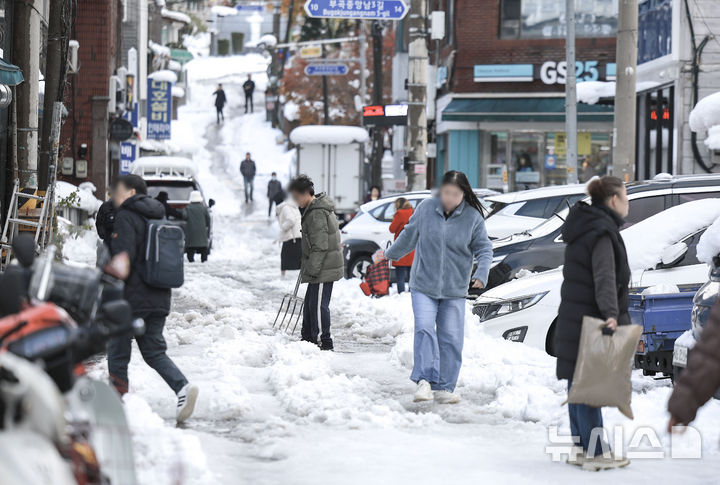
left=359, top=25, right=367, bottom=124
left=12, top=0, right=42, bottom=189
left=370, top=20, right=384, bottom=188
left=269, top=0, right=282, bottom=127
left=612, top=0, right=639, bottom=182
left=406, top=0, right=428, bottom=191
left=39, top=0, right=69, bottom=190
left=321, top=42, right=329, bottom=124
left=565, top=0, right=578, bottom=184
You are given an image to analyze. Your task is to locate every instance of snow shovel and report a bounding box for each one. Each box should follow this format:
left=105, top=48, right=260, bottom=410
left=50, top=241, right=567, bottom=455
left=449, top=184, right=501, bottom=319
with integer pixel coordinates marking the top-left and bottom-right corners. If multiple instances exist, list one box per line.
left=273, top=274, right=304, bottom=334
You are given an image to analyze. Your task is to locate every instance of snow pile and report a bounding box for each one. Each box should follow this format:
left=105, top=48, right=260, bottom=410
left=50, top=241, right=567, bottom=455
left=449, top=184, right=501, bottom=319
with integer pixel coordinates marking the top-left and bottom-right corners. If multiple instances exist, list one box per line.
left=577, top=80, right=660, bottom=105
left=148, top=70, right=178, bottom=83
left=258, top=34, right=277, bottom=48
left=283, top=100, right=300, bottom=122
left=182, top=54, right=268, bottom=82
left=622, top=199, right=720, bottom=271
left=211, top=5, right=238, bottom=16
left=689, top=92, right=720, bottom=132
left=289, top=125, right=369, bottom=145
left=161, top=7, right=191, bottom=24
left=55, top=180, right=102, bottom=214
left=706, top=125, right=720, bottom=150
left=641, top=283, right=680, bottom=295
left=697, top=214, right=720, bottom=264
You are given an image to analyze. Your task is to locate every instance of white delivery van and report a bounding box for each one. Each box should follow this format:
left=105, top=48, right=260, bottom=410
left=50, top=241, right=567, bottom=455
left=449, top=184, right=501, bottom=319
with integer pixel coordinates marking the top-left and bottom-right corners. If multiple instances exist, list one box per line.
left=289, top=125, right=368, bottom=219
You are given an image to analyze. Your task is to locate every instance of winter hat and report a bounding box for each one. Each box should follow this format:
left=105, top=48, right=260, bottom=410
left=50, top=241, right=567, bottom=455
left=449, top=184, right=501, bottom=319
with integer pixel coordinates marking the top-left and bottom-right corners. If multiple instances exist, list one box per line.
left=189, top=191, right=203, bottom=203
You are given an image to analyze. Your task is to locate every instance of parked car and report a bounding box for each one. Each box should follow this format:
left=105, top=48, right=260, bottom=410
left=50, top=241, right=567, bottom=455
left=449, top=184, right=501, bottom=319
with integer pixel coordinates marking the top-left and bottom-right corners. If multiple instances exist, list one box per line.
left=131, top=156, right=215, bottom=251
left=486, top=174, right=720, bottom=294
left=483, top=184, right=587, bottom=239
left=341, top=189, right=497, bottom=278
left=473, top=199, right=720, bottom=356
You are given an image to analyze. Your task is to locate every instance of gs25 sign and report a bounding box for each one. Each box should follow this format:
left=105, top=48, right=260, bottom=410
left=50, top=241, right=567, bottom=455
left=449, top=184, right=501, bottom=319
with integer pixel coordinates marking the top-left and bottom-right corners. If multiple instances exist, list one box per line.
left=540, top=60, right=600, bottom=85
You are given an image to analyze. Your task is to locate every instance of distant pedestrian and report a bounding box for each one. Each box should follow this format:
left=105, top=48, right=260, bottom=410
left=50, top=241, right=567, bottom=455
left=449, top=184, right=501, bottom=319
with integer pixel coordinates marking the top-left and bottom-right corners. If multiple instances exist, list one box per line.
left=384, top=170, right=492, bottom=405
left=240, top=152, right=256, bottom=203
left=213, top=83, right=226, bottom=124
left=364, top=185, right=381, bottom=203
left=155, top=191, right=183, bottom=220
left=267, top=172, right=282, bottom=217
left=288, top=175, right=343, bottom=351
left=108, top=174, right=198, bottom=423
left=243, top=74, right=255, bottom=113
left=275, top=190, right=302, bottom=277
left=555, top=175, right=630, bottom=470
left=388, top=197, right=414, bottom=293
left=182, top=191, right=211, bottom=263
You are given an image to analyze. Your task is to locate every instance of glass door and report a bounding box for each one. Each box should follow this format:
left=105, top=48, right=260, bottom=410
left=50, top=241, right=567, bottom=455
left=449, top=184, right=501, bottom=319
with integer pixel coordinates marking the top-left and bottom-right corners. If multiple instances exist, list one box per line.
left=509, top=132, right=543, bottom=191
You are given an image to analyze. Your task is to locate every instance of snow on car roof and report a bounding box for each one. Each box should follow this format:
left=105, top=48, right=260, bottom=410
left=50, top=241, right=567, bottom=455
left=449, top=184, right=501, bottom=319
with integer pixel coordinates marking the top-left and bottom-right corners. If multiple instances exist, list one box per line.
left=290, top=125, right=369, bottom=145
left=622, top=198, right=720, bottom=271
left=131, top=156, right=196, bottom=178
left=486, top=184, right=587, bottom=204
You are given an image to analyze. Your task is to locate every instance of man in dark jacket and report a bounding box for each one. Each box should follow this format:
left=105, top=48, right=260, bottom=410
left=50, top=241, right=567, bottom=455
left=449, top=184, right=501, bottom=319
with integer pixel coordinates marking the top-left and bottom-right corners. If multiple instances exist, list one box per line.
left=240, top=152, right=256, bottom=203
left=267, top=172, right=282, bottom=217
left=243, top=74, right=255, bottom=113
left=288, top=175, right=344, bottom=350
left=213, top=83, right=226, bottom=123
left=96, top=200, right=116, bottom=244
left=108, top=174, right=198, bottom=423
left=155, top=191, right=183, bottom=219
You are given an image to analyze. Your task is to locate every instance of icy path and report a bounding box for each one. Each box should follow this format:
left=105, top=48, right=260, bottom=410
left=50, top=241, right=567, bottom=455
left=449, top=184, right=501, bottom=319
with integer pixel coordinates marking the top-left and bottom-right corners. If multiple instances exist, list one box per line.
left=109, top=55, right=720, bottom=484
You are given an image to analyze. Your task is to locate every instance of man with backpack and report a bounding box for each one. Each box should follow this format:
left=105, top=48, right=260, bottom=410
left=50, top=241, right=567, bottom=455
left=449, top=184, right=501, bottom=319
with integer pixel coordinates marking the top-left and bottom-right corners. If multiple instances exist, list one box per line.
left=108, top=174, right=198, bottom=423
left=240, top=152, right=256, bottom=203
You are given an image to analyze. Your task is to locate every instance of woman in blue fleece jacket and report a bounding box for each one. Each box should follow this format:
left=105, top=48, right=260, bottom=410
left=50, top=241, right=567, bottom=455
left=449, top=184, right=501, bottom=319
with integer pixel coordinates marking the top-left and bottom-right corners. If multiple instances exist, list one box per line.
left=384, top=171, right=493, bottom=404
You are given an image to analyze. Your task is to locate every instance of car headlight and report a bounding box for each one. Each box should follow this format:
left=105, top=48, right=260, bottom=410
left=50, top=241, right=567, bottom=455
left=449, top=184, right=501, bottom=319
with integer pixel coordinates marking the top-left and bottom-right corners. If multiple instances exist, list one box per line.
left=490, top=254, right=506, bottom=269
left=472, top=292, right=548, bottom=322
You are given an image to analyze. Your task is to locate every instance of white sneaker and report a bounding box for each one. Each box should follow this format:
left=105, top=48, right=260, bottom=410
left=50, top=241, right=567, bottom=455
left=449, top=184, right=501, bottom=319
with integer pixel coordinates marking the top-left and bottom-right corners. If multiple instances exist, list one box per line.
left=176, top=384, right=199, bottom=423
left=413, top=380, right=433, bottom=402
left=434, top=390, right=460, bottom=404
left=582, top=454, right=630, bottom=471
left=566, top=447, right=586, bottom=467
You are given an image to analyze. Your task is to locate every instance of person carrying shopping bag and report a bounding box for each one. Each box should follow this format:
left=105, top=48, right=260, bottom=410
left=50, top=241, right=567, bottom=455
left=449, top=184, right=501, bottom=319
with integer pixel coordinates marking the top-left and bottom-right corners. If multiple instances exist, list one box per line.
left=383, top=171, right=493, bottom=404
left=388, top=197, right=414, bottom=293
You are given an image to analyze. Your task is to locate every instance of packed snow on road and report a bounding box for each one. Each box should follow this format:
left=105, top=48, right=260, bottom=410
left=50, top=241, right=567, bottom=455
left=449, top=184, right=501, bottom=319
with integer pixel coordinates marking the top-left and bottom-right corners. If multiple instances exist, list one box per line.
left=61, top=53, right=720, bottom=484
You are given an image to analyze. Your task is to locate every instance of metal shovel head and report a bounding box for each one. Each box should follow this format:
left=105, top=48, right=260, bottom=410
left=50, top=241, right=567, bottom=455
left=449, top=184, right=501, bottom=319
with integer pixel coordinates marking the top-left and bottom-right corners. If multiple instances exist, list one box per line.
left=273, top=292, right=304, bottom=334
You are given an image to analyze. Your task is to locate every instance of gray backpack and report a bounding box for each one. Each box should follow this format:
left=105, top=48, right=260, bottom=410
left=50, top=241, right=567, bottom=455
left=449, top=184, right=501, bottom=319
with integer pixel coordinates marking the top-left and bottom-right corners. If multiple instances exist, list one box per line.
left=142, top=219, right=185, bottom=288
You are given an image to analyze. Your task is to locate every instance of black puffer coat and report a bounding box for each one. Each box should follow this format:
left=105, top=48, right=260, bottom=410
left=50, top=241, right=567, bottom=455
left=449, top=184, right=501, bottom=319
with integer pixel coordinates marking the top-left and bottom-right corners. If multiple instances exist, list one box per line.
left=110, top=194, right=171, bottom=317
left=555, top=202, right=630, bottom=380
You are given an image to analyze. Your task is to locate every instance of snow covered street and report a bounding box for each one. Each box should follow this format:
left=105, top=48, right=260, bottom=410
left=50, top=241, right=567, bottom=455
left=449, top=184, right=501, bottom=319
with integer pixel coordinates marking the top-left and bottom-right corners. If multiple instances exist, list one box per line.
left=84, top=54, right=720, bottom=484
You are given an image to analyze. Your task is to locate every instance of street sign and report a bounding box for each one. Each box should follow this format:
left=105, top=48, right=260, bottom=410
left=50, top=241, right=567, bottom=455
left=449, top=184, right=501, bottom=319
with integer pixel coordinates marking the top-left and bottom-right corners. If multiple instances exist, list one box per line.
left=304, top=0, right=408, bottom=20
left=120, top=142, right=136, bottom=174
left=300, top=45, right=322, bottom=58
left=362, top=104, right=408, bottom=126
left=147, top=79, right=172, bottom=140
left=109, top=118, right=134, bottom=141
left=305, top=63, right=349, bottom=76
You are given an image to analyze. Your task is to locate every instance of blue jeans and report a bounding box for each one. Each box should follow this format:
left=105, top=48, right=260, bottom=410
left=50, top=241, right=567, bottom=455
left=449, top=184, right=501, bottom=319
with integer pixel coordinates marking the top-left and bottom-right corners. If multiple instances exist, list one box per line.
left=568, top=379, right=608, bottom=456
left=410, top=291, right=465, bottom=391
left=107, top=315, right=188, bottom=395
left=395, top=266, right=410, bottom=293
left=243, top=176, right=254, bottom=202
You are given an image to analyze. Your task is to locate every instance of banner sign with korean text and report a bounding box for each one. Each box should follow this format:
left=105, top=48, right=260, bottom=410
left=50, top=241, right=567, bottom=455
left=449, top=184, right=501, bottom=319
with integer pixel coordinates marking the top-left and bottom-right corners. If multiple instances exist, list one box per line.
left=120, top=142, right=136, bottom=175
left=304, top=0, right=408, bottom=20
left=147, top=79, right=172, bottom=140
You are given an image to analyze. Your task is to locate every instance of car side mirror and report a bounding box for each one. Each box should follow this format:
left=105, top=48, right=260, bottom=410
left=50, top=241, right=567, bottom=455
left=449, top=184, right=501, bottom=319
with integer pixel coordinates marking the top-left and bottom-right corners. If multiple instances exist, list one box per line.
left=657, top=242, right=688, bottom=269
left=208, top=198, right=215, bottom=208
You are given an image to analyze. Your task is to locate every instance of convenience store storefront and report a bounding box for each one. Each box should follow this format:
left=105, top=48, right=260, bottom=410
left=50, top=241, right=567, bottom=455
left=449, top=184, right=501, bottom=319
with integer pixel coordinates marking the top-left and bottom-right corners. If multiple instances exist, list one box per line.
left=436, top=95, right=615, bottom=192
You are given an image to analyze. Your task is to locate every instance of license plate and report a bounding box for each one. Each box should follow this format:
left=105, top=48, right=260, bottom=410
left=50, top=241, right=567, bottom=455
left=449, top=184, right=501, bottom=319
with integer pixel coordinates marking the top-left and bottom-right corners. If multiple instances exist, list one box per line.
left=673, top=345, right=688, bottom=367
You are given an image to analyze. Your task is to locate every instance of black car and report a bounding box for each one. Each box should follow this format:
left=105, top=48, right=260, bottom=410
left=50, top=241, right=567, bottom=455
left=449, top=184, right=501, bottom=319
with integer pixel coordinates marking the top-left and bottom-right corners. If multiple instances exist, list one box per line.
left=485, top=174, right=720, bottom=293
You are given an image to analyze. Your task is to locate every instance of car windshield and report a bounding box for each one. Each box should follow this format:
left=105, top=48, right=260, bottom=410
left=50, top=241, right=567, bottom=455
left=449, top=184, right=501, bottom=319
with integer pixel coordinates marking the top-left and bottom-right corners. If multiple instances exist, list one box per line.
left=146, top=181, right=197, bottom=201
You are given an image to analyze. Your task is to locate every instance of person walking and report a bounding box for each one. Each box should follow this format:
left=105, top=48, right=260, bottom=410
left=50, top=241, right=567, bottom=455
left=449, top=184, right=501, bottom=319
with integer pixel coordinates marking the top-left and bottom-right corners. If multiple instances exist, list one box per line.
left=267, top=172, right=283, bottom=217
left=213, top=83, right=226, bottom=124
left=383, top=171, right=493, bottom=404
left=388, top=197, right=414, bottom=293
left=554, top=175, right=631, bottom=470
left=243, top=74, right=255, bottom=113
left=155, top=191, right=183, bottom=219
left=288, top=175, right=343, bottom=350
left=275, top=190, right=302, bottom=277
left=108, top=174, right=198, bottom=423
left=182, top=191, right=211, bottom=263
left=240, top=152, right=256, bottom=203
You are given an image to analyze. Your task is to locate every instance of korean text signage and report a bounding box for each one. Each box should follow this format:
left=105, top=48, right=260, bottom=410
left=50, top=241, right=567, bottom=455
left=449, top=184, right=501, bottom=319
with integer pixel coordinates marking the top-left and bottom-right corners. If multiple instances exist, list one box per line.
left=474, top=64, right=533, bottom=83
left=147, top=79, right=172, bottom=140
left=304, top=0, right=408, bottom=20
left=120, top=142, right=136, bottom=175
left=305, top=63, right=349, bottom=76
left=362, top=104, right=408, bottom=127
left=473, top=61, right=615, bottom=84
left=300, top=45, right=322, bottom=58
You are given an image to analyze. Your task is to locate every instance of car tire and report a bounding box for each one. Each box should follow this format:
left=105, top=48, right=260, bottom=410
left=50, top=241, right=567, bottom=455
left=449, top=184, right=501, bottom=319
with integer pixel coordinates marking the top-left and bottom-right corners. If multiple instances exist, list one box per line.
left=347, top=254, right=373, bottom=279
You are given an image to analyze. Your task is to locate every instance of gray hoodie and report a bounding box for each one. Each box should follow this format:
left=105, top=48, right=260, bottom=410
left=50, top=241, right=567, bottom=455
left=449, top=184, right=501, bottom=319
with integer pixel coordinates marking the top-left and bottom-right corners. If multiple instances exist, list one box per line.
left=386, top=197, right=493, bottom=299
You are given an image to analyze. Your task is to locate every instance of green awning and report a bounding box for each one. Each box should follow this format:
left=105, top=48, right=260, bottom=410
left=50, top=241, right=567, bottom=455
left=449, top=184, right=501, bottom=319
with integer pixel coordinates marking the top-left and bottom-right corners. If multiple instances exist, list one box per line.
left=0, top=58, right=23, bottom=86
left=442, top=97, right=614, bottom=123
left=170, top=48, right=194, bottom=64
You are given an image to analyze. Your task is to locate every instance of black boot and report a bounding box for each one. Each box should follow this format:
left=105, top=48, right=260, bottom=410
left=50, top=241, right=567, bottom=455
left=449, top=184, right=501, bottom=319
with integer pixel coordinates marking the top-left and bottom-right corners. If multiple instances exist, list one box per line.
left=319, top=338, right=334, bottom=351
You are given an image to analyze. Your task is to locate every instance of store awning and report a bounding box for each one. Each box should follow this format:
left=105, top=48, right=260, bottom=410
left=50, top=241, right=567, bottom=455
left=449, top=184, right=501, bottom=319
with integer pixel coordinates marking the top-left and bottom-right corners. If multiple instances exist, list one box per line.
left=0, top=59, right=24, bottom=86
left=170, top=48, right=194, bottom=65
left=442, top=97, right=614, bottom=123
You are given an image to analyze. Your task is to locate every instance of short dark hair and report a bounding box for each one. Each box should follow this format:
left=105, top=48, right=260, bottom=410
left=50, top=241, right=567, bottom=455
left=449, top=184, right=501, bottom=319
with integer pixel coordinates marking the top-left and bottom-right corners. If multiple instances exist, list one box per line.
left=271, top=171, right=277, bottom=176
left=288, top=174, right=314, bottom=196
left=587, top=176, right=624, bottom=205
left=117, top=174, right=147, bottom=195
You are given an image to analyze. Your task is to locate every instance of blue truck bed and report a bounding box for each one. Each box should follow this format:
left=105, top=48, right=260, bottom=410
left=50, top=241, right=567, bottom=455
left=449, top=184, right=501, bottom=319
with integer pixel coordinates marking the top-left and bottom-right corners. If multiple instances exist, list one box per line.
left=630, top=290, right=697, bottom=378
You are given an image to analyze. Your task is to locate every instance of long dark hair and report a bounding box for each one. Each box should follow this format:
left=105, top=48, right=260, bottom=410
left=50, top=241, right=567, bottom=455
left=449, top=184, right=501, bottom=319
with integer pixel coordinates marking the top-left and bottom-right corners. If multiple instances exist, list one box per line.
left=441, top=170, right=484, bottom=216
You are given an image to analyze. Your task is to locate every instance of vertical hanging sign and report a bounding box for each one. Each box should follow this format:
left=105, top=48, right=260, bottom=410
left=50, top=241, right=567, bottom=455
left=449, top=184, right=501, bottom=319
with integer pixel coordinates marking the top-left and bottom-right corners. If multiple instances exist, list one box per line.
left=147, top=79, right=172, bottom=140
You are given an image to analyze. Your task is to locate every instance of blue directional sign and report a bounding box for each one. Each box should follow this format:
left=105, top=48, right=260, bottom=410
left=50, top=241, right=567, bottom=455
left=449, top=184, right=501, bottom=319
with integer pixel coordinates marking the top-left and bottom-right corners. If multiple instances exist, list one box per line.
left=305, top=63, right=349, bottom=76
left=304, top=0, right=409, bottom=20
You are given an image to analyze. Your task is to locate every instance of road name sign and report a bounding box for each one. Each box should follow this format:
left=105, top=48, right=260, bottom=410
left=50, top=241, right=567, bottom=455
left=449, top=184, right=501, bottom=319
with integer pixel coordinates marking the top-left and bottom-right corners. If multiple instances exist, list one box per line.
left=305, top=63, right=349, bottom=76
left=304, top=0, right=409, bottom=20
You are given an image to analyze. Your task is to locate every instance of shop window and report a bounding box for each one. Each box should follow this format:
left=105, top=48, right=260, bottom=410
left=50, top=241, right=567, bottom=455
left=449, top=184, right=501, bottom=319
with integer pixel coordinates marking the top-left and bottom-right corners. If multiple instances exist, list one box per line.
left=499, top=0, right=617, bottom=39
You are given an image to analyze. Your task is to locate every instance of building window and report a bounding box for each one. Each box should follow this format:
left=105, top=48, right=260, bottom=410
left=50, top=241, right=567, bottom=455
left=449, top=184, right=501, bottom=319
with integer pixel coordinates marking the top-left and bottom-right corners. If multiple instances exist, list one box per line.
left=499, top=0, right=617, bottom=39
